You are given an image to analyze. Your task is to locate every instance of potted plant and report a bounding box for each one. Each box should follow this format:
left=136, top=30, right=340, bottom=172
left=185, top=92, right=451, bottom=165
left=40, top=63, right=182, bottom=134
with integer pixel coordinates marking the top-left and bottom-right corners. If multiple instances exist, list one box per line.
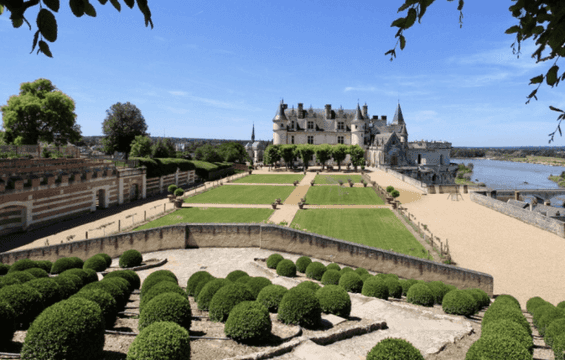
left=293, top=180, right=299, bottom=186
left=300, top=197, right=305, bottom=203
left=298, top=202, right=304, bottom=209
left=168, top=184, right=178, bottom=202
left=276, top=198, right=282, bottom=205
left=271, top=202, right=277, bottom=209
left=248, top=165, right=253, bottom=175
left=174, top=188, right=184, bottom=208
left=362, top=180, right=368, bottom=187
left=349, top=181, right=354, bottom=188
left=372, top=181, right=377, bottom=187
left=310, top=180, right=315, bottom=186
left=338, top=180, right=344, bottom=187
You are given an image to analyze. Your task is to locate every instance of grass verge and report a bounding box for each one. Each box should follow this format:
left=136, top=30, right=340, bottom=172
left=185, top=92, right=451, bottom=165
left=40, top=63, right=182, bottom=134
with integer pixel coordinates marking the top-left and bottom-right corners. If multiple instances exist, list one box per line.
left=313, top=174, right=363, bottom=184
left=185, top=185, right=296, bottom=204
left=305, top=187, right=384, bottom=205
left=232, top=174, right=305, bottom=184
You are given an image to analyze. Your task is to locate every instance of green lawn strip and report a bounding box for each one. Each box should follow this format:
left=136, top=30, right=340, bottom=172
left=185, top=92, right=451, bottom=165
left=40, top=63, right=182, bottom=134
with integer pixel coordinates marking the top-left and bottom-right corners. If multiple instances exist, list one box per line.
left=313, top=174, right=363, bottom=184
left=184, top=185, right=296, bottom=204
left=133, top=207, right=274, bottom=231
left=291, top=209, right=431, bottom=260
left=305, top=186, right=384, bottom=205
left=232, top=174, right=305, bottom=184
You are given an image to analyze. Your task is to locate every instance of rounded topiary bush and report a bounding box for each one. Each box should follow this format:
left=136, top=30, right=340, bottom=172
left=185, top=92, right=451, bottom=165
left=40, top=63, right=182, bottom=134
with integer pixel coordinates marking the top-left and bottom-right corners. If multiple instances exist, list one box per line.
left=326, top=263, right=341, bottom=272
left=276, top=259, right=297, bottom=277
left=51, top=257, right=77, bottom=274
left=386, top=185, right=395, bottom=193
left=482, top=319, right=534, bottom=355
left=532, top=303, right=556, bottom=327
left=174, top=188, right=184, bottom=197
left=83, top=268, right=99, bottom=284
left=197, top=278, right=231, bottom=310
left=339, top=272, right=363, bottom=293
left=558, top=301, right=565, bottom=310
left=102, top=277, right=131, bottom=307
left=24, top=278, right=62, bottom=308
left=143, top=273, right=179, bottom=298
left=375, top=273, right=399, bottom=281
left=442, top=290, right=479, bottom=317
left=0, top=276, right=21, bottom=289
left=495, top=294, right=520, bottom=309
left=168, top=184, right=178, bottom=194
left=209, top=283, right=255, bottom=322
left=366, top=337, right=424, bottom=360
left=224, top=301, right=272, bottom=343
left=194, top=275, right=217, bottom=299
left=226, top=270, right=249, bottom=282
left=362, top=277, right=389, bottom=300
left=296, top=280, right=322, bottom=293
left=316, top=285, right=351, bottom=318
left=104, top=270, right=141, bottom=291
left=236, top=276, right=252, bottom=284
left=305, top=262, right=327, bottom=281
left=68, top=257, right=84, bottom=270
left=5, top=270, right=36, bottom=284
left=127, top=321, right=190, bottom=360
left=20, top=297, right=105, bottom=360
left=187, top=271, right=212, bottom=297
left=23, top=267, right=48, bottom=279
left=406, top=283, right=435, bottom=307
left=83, top=255, right=108, bottom=272
left=354, top=267, right=369, bottom=277
left=535, top=305, right=565, bottom=337
left=390, top=190, right=400, bottom=198
left=72, top=288, right=118, bottom=329
left=81, top=280, right=123, bottom=307
left=245, top=277, right=272, bottom=299
left=425, top=281, right=451, bottom=305
left=295, top=256, right=312, bottom=273
left=8, top=259, right=39, bottom=273
left=339, top=267, right=354, bottom=275
left=257, top=284, right=289, bottom=313
left=139, top=292, right=192, bottom=332
left=466, top=288, right=490, bottom=309
left=545, top=318, right=565, bottom=348
left=0, top=263, right=10, bottom=275
left=464, top=333, right=532, bottom=360
left=527, top=296, right=549, bottom=314
left=553, top=332, right=565, bottom=360
left=141, top=281, right=186, bottom=310
left=53, top=274, right=81, bottom=299
left=119, top=249, right=143, bottom=268
left=0, top=302, right=16, bottom=347
left=382, top=278, right=402, bottom=299
left=267, top=253, right=284, bottom=269
left=400, top=279, right=421, bottom=296
left=482, top=305, right=532, bottom=337
left=462, top=289, right=485, bottom=312
left=61, top=268, right=90, bottom=287
left=0, top=284, right=43, bottom=328
left=98, top=253, right=113, bottom=268
left=360, top=273, right=372, bottom=282
left=321, top=269, right=342, bottom=286
left=35, top=260, right=53, bottom=273
left=278, top=287, right=322, bottom=329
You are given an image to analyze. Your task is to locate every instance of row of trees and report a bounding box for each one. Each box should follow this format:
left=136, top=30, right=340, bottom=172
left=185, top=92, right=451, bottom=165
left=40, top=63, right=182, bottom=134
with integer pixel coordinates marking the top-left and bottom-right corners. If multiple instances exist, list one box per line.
left=263, top=144, right=365, bottom=171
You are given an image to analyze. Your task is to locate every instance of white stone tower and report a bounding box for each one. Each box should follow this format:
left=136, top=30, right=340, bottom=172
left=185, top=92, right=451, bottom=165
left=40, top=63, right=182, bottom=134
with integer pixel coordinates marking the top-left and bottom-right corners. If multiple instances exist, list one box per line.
left=351, top=103, right=365, bottom=146
left=272, top=99, right=288, bottom=145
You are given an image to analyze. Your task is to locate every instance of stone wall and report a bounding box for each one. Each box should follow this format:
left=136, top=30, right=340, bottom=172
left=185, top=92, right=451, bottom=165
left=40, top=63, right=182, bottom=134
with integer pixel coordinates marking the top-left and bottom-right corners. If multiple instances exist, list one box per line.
left=470, top=191, right=565, bottom=238
left=376, top=166, right=428, bottom=192
left=1, top=224, right=494, bottom=296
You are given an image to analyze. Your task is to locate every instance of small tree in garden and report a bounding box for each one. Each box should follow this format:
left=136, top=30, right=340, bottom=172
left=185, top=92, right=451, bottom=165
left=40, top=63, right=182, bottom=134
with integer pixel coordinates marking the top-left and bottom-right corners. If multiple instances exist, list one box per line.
left=129, top=135, right=152, bottom=158
left=314, top=144, right=332, bottom=171
left=174, top=188, right=184, bottom=197
left=331, top=144, right=348, bottom=171
left=348, top=145, right=365, bottom=171
left=151, top=138, right=176, bottom=159
left=168, top=185, right=178, bottom=195
left=264, top=145, right=281, bottom=169
left=391, top=190, right=400, bottom=198
left=386, top=186, right=395, bottom=193
left=280, top=145, right=297, bottom=169
left=295, top=144, right=315, bottom=170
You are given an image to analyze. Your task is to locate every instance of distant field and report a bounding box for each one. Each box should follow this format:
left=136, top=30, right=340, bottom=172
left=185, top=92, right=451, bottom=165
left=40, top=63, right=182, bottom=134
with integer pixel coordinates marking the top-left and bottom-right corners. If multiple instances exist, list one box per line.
left=305, top=187, right=384, bottom=205
left=133, top=207, right=274, bottom=231
left=232, top=174, right=304, bottom=184
left=184, top=185, right=295, bottom=204
left=314, top=174, right=363, bottom=184
left=291, top=209, right=431, bottom=260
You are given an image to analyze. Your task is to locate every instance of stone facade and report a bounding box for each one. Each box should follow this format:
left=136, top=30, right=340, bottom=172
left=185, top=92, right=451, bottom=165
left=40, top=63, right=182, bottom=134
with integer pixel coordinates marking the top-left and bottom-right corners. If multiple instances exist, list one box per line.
left=272, top=100, right=459, bottom=185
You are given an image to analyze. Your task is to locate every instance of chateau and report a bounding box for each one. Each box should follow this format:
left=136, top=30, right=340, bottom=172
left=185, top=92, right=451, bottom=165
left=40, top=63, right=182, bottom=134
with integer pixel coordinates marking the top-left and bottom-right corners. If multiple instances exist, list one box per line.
left=272, top=100, right=459, bottom=185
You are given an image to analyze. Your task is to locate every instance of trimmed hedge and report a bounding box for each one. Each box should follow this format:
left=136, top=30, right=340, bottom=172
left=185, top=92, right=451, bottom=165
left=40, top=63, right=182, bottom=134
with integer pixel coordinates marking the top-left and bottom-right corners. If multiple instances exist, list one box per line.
left=558, top=301, right=565, bottom=310
left=245, top=277, right=273, bottom=299
left=535, top=305, right=565, bottom=337
left=130, top=157, right=196, bottom=178
left=406, top=283, right=434, bottom=307
left=104, top=270, right=141, bottom=291
left=366, top=338, right=424, bottom=360
left=278, top=287, right=322, bottom=329
left=553, top=332, right=565, bottom=360
left=61, top=268, right=91, bottom=287
left=0, top=302, right=16, bottom=347
left=35, top=260, right=53, bottom=273
left=316, top=285, right=351, bottom=318
left=141, top=282, right=186, bottom=310
left=143, top=273, right=179, bottom=298
left=400, top=279, right=420, bottom=297
left=442, top=289, right=477, bottom=317
left=20, top=297, right=105, bottom=360
left=187, top=271, right=212, bottom=297
left=24, top=278, right=62, bottom=308
left=226, top=270, right=249, bottom=283
left=0, top=276, right=21, bottom=289
left=194, top=275, right=217, bottom=299
left=482, top=305, right=532, bottom=337
left=276, top=259, right=297, bottom=277
left=0, top=284, right=43, bottom=328
left=545, top=318, right=565, bottom=348
left=83, top=255, right=108, bottom=272
left=127, top=321, right=191, bottom=360
left=305, top=262, right=327, bottom=281
left=98, top=253, right=113, bottom=268
left=339, top=267, right=354, bottom=275
left=209, top=283, right=255, bottom=322
left=382, top=278, right=403, bottom=299
left=266, top=254, right=284, bottom=269
left=139, top=293, right=192, bottom=332
left=321, top=269, right=342, bottom=286
left=51, top=257, right=83, bottom=274
left=257, top=285, right=289, bottom=313
left=354, top=267, right=369, bottom=277
left=339, top=272, right=363, bottom=293
left=8, top=259, right=39, bottom=273
left=0, top=263, right=9, bottom=275
left=362, top=277, right=389, bottom=300
left=53, top=274, right=81, bottom=299
left=495, top=294, right=520, bottom=309
left=197, top=278, right=231, bottom=310
left=296, top=256, right=312, bottom=273
left=72, top=288, right=118, bottom=329
left=526, top=296, right=549, bottom=314
left=482, top=319, right=534, bottom=355
left=466, top=288, right=490, bottom=309
left=5, top=270, right=36, bottom=284
left=119, top=249, right=143, bottom=268
left=102, top=277, right=131, bottom=307
left=326, top=263, right=341, bottom=272
left=425, top=281, right=451, bottom=305
left=235, top=276, right=252, bottom=284
left=296, top=281, right=321, bottom=293
left=464, top=333, right=532, bottom=360
left=81, top=280, right=123, bottom=308
left=83, top=268, right=99, bottom=284
left=224, top=301, right=272, bottom=343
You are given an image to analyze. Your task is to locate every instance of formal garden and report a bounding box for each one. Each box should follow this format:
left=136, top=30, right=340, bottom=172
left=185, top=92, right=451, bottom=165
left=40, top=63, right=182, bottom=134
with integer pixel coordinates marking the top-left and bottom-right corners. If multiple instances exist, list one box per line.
left=232, top=174, right=305, bottom=184
left=184, top=185, right=295, bottom=205
left=303, top=187, right=384, bottom=205
left=313, top=174, right=364, bottom=184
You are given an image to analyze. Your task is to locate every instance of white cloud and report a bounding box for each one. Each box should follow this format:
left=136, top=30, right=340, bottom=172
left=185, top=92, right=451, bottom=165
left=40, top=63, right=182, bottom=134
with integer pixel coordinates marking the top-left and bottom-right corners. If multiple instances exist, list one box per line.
left=165, top=106, right=189, bottom=115
left=169, top=90, right=188, bottom=96
left=445, top=42, right=543, bottom=71
left=344, top=86, right=376, bottom=92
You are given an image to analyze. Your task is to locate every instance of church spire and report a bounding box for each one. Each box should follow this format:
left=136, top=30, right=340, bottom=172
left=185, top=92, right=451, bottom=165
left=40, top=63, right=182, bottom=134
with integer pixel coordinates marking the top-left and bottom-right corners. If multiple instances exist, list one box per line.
left=392, top=102, right=405, bottom=125
left=251, top=123, right=255, bottom=143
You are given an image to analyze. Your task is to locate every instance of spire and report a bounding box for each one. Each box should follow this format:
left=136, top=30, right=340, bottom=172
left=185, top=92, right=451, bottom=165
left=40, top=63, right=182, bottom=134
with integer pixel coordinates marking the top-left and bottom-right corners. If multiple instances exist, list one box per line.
left=400, top=124, right=407, bottom=135
left=251, top=123, right=255, bottom=142
left=353, top=103, right=363, bottom=122
left=392, top=103, right=405, bottom=125
left=272, top=99, right=287, bottom=122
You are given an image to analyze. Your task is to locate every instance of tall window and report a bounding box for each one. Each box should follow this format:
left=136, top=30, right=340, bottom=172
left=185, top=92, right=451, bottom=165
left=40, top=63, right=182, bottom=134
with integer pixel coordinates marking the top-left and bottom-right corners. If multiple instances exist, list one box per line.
left=308, top=121, right=314, bottom=130
left=291, top=136, right=294, bottom=144
left=337, top=122, right=345, bottom=130
left=291, top=121, right=295, bottom=129
left=439, top=154, right=444, bottom=165
left=417, top=154, right=421, bottom=164
left=337, top=136, right=344, bottom=144
left=307, top=136, right=314, bottom=144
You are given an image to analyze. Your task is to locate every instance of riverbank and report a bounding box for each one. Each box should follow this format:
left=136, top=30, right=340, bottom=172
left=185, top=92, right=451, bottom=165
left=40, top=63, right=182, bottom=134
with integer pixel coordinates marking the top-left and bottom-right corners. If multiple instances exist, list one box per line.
left=453, top=155, right=565, bottom=167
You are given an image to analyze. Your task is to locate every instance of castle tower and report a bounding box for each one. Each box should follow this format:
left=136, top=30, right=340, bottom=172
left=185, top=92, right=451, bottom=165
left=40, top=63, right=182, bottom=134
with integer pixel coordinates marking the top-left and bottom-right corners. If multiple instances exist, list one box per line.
left=251, top=123, right=255, bottom=143
left=400, top=124, right=408, bottom=144
left=392, top=102, right=405, bottom=125
left=272, top=99, right=288, bottom=145
left=351, top=103, right=364, bottom=146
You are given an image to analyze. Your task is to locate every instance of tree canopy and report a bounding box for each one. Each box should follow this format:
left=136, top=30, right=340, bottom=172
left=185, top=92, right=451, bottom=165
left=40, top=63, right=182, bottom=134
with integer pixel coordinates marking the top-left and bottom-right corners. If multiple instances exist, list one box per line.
left=217, top=142, right=249, bottom=163
left=194, top=144, right=223, bottom=163
left=1, top=78, right=82, bottom=145
left=101, top=101, right=148, bottom=159
left=388, top=0, right=565, bottom=142
left=151, top=137, right=175, bottom=158
left=0, top=0, right=153, bottom=58
left=129, top=135, right=152, bottom=158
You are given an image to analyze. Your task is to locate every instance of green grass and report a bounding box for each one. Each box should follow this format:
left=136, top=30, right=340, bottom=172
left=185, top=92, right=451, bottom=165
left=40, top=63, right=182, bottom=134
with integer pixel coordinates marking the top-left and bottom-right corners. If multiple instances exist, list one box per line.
left=184, top=185, right=295, bottom=204
left=232, top=174, right=304, bottom=184
left=313, top=174, right=363, bottom=184
left=133, top=207, right=274, bottom=231
left=305, top=187, right=384, bottom=205
left=291, top=209, right=432, bottom=260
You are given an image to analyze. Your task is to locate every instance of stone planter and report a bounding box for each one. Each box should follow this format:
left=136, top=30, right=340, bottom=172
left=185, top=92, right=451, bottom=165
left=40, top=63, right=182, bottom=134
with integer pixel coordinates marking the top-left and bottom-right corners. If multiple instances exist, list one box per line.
left=392, top=201, right=398, bottom=210
left=249, top=170, right=252, bottom=175
left=276, top=199, right=282, bottom=205
left=363, top=183, right=368, bottom=187
left=298, top=203, right=304, bottom=209
left=348, top=183, right=354, bottom=187
left=271, top=203, right=277, bottom=209
left=293, top=181, right=299, bottom=186
left=168, top=195, right=176, bottom=202
left=174, top=199, right=183, bottom=209
left=310, top=182, right=315, bottom=186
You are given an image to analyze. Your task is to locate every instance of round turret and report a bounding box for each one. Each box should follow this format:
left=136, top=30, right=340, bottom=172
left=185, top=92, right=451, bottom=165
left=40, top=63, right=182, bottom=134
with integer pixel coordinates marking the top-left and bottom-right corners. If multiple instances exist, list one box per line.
left=351, top=103, right=365, bottom=146
left=272, top=100, right=288, bottom=145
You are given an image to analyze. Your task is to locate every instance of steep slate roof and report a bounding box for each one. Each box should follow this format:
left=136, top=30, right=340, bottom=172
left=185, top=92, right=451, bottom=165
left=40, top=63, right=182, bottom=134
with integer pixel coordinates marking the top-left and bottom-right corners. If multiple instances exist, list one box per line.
left=392, top=103, right=405, bottom=125
left=284, top=106, right=364, bottom=120
left=273, top=100, right=288, bottom=122
left=353, top=103, right=364, bottom=122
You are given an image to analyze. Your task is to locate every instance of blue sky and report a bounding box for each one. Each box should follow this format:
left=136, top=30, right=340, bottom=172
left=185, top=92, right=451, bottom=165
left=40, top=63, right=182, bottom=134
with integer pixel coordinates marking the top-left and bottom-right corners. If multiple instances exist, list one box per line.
left=1, top=0, right=563, bottom=147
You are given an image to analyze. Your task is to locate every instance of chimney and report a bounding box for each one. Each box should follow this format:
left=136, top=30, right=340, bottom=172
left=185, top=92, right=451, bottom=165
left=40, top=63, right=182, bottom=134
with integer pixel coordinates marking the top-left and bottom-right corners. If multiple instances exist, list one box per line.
left=298, top=103, right=304, bottom=119
left=325, top=104, right=332, bottom=119
left=362, top=103, right=368, bottom=118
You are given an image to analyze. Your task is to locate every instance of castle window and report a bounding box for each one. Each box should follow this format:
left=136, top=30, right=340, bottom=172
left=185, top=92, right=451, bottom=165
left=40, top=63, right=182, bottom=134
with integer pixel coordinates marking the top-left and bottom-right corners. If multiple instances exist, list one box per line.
left=291, top=136, right=294, bottom=144
left=417, top=154, right=422, bottom=164
left=291, top=121, right=295, bottom=129
left=308, top=121, right=314, bottom=130
left=338, top=122, right=345, bottom=130
left=307, top=136, right=314, bottom=144
left=337, top=136, right=344, bottom=144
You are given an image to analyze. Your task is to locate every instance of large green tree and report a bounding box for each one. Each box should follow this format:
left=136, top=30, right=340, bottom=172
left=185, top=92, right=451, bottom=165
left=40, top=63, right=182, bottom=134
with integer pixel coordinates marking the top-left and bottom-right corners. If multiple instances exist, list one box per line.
left=314, top=144, right=332, bottom=171
left=218, top=142, right=249, bottom=163
left=295, top=144, right=315, bottom=170
left=0, top=0, right=152, bottom=58
left=129, top=135, right=152, bottom=158
left=1, top=78, right=82, bottom=145
left=348, top=145, right=365, bottom=171
left=331, top=144, right=349, bottom=171
left=101, top=102, right=148, bottom=160
left=194, top=144, right=222, bottom=163
left=389, top=0, right=565, bottom=142
left=280, top=144, right=297, bottom=169
left=263, top=144, right=280, bottom=168
left=151, top=137, right=175, bottom=158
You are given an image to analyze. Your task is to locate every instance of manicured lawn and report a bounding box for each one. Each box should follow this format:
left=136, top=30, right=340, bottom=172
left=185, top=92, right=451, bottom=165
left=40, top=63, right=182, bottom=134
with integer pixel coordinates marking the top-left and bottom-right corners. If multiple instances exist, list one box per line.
left=232, top=174, right=304, bottom=184
left=184, top=185, right=295, bottom=204
left=305, top=187, right=384, bottom=205
left=133, top=207, right=274, bottom=231
left=291, top=209, right=431, bottom=260
left=314, top=174, right=363, bottom=184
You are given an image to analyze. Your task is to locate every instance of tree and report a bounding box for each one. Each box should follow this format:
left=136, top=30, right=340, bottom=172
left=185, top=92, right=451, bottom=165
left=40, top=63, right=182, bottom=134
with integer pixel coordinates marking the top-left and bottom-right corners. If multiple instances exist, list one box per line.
left=218, top=142, right=249, bottom=163
left=0, top=0, right=152, bottom=58
left=194, top=144, right=222, bottom=163
left=101, top=102, right=148, bottom=160
left=314, top=144, right=332, bottom=170
left=388, top=0, right=565, bottom=143
left=348, top=145, right=365, bottom=171
left=151, top=138, right=175, bottom=158
left=129, top=135, right=152, bottom=158
left=331, top=144, right=349, bottom=171
left=264, top=145, right=281, bottom=169
left=280, top=144, right=297, bottom=169
left=1, top=78, right=82, bottom=145
left=295, top=144, right=315, bottom=170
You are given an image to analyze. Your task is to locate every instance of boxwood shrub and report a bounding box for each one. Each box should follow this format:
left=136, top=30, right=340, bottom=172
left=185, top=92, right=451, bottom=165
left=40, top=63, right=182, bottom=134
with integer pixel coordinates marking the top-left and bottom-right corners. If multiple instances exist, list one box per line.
left=375, top=273, right=399, bottom=281
left=553, top=332, right=565, bottom=360
left=224, top=301, right=271, bottom=343
left=495, top=294, right=520, bottom=309
left=83, top=255, right=108, bottom=272
left=24, top=278, right=62, bottom=308
left=482, top=319, right=534, bottom=355
left=535, top=305, right=565, bottom=337
left=257, top=285, right=289, bottom=313
left=127, top=321, right=191, bottom=360
left=142, top=274, right=179, bottom=299
left=82, top=280, right=124, bottom=308
left=20, top=297, right=105, bottom=360
left=266, top=253, right=284, bottom=269
left=197, top=278, right=231, bottom=310
left=61, top=268, right=91, bottom=287
left=226, top=270, right=249, bottom=283
left=236, top=276, right=252, bottom=284
left=305, top=262, right=327, bottom=281
left=276, top=259, right=297, bottom=277
left=558, top=301, right=565, bottom=310
left=366, top=338, right=424, bottom=360
left=141, top=282, right=186, bottom=310
left=119, top=249, right=143, bottom=268
left=382, top=278, right=403, bottom=299
left=316, top=285, right=351, bottom=318
left=102, top=277, right=131, bottom=306
left=338, top=272, right=363, bottom=293
left=531, top=303, right=556, bottom=327
left=24, top=267, right=49, bottom=279
left=526, top=296, right=549, bottom=314
left=53, top=274, right=81, bottom=299
left=466, top=288, right=490, bottom=309
left=464, top=333, right=532, bottom=360
left=245, top=277, right=272, bottom=299
left=83, top=268, right=99, bottom=284
left=139, top=292, right=192, bottom=332
left=441, top=289, right=478, bottom=316
left=8, top=259, right=39, bottom=273
left=482, top=305, right=532, bottom=337
left=360, top=273, right=371, bottom=282
left=339, top=267, right=354, bottom=275
left=35, top=260, right=53, bottom=273
left=296, top=280, right=321, bottom=293
left=326, top=263, right=341, bottom=272
left=278, top=287, right=322, bottom=329
left=0, top=284, right=43, bottom=328
left=98, top=253, right=112, bottom=268
left=545, top=318, right=565, bottom=348
left=463, top=288, right=486, bottom=312
left=51, top=257, right=79, bottom=274
left=0, top=263, right=9, bottom=275
left=72, top=288, right=118, bottom=329
left=0, top=276, right=21, bottom=289
left=187, top=271, right=213, bottom=297
left=5, top=270, right=36, bottom=284
left=400, top=279, right=420, bottom=296
left=362, top=277, right=389, bottom=300
left=425, top=281, right=450, bottom=305
left=104, top=270, right=141, bottom=291
left=209, top=283, right=255, bottom=322
left=406, top=283, right=434, bottom=307
left=168, top=184, right=178, bottom=194
left=321, top=269, right=341, bottom=286
left=354, top=267, right=369, bottom=278
left=295, top=256, right=312, bottom=273
left=0, top=302, right=16, bottom=347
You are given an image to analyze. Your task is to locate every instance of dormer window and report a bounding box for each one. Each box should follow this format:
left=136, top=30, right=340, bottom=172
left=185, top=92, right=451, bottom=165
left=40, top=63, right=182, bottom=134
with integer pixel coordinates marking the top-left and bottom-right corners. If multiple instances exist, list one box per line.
left=307, top=121, right=314, bottom=130
left=337, top=122, right=344, bottom=130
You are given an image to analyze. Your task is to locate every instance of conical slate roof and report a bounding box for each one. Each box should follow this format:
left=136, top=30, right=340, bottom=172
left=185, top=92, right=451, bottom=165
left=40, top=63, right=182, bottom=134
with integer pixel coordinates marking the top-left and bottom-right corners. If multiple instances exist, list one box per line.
left=273, top=100, right=287, bottom=122
left=392, top=103, right=405, bottom=125
left=400, top=124, right=407, bottom=135
left=353, top=103, right=363, bottom=122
